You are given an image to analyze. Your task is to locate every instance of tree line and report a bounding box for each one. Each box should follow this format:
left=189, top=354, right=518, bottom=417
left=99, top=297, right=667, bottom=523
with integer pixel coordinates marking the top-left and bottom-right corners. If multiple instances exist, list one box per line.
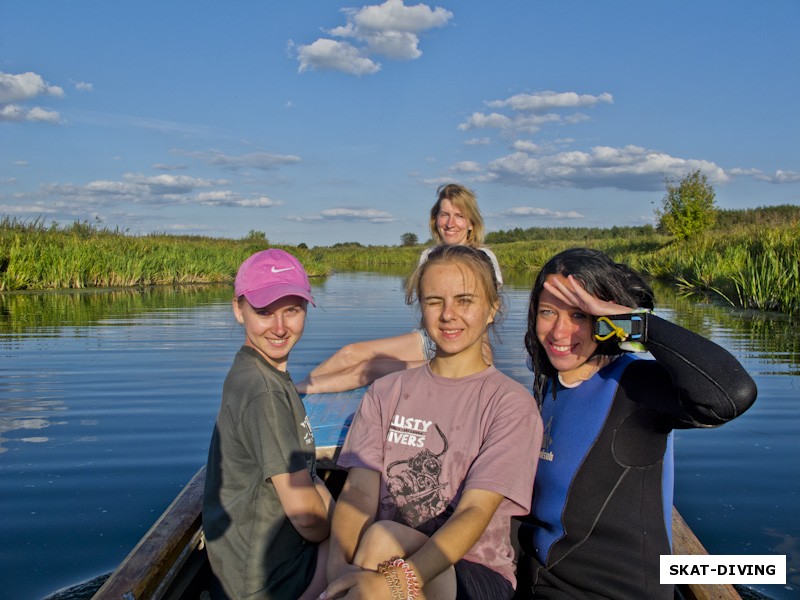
left=482, top=170, right=800, bottom=245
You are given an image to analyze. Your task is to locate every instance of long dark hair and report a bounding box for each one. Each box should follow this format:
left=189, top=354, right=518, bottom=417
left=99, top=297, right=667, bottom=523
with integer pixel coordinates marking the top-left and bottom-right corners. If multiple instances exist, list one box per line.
left=524, top=248, right=655, bottom=403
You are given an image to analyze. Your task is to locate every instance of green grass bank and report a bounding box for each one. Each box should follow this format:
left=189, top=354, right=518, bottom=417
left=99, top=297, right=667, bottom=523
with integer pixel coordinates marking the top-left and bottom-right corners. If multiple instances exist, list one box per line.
left=2, top=214, right=799, bottom=316
left=0, top=218, right=325, bottom=291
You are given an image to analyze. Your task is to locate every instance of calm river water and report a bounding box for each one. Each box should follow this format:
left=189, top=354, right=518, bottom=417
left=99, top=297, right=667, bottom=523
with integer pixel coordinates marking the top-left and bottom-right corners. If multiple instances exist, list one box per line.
left=0, top=271, right=797, bottom=600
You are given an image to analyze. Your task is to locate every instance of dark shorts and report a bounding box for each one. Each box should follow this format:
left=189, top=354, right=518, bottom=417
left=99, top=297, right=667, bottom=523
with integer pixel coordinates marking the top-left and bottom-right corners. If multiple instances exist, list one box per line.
left=454, top=559, right=514, bottom=600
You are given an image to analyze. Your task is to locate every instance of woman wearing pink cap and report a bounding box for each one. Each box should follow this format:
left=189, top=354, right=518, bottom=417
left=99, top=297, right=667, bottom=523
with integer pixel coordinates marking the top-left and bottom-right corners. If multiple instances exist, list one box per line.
left=203, top=249, right=334, bottom=600
left=296, top=183, right=502, bottom=394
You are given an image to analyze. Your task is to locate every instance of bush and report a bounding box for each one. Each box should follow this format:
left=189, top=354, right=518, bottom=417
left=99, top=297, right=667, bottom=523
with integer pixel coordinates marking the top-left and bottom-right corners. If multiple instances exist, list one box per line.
left=656, top=170, right=717, bottom=240
left=400, top=232, right=419, bottom=247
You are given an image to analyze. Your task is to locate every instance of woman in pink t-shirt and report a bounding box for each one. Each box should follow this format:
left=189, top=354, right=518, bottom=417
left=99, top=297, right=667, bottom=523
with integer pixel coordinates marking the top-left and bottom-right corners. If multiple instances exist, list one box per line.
left=321, top=245, right=542, bottom=600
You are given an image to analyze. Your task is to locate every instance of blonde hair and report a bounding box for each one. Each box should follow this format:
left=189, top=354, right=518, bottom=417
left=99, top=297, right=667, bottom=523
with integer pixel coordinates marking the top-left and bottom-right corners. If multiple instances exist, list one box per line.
left=406, top=245, right=503, bottom=330
left=428, top=183, right=485, bottom=246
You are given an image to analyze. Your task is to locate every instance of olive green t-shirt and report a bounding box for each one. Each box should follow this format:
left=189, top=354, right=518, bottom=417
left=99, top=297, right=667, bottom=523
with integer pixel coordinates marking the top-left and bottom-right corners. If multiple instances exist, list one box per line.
left=203, top=346, right=317, bottom=599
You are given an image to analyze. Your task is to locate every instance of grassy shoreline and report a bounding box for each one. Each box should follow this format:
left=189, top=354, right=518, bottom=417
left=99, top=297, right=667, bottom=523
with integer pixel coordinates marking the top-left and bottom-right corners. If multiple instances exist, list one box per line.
left=2, top=217, right=799, bottom=316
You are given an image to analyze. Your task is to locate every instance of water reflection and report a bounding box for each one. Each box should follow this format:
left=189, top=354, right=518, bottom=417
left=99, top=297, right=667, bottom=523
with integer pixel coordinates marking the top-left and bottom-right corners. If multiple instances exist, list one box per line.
left=0, top=271, right=797, bottom=600
left=651, top=281, right=800, bottom=374
left=0, top=284, right=240, bottom=333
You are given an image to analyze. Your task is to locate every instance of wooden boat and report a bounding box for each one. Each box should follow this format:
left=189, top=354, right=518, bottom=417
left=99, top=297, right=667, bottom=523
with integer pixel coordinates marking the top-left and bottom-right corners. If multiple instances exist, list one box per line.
left=92, top=388, right=743, bottom=600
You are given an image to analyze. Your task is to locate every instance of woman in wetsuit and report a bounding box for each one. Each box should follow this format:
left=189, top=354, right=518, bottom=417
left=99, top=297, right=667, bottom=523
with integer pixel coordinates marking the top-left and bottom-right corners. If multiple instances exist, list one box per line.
left=517, top=247, right=757, bottom=600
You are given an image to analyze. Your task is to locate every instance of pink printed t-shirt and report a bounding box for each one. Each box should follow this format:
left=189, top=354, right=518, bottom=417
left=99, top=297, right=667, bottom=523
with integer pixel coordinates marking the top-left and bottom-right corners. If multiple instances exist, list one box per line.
left=338, top=364, right=542, bottom=587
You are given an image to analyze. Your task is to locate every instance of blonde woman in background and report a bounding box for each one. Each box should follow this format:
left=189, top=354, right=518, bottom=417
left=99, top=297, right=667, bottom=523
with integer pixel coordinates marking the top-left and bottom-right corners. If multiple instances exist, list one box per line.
left=296, top=183, right=502, bottom=395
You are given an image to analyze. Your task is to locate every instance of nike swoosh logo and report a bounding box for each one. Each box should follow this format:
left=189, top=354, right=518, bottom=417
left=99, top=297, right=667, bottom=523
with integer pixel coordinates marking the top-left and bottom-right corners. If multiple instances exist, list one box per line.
left=271, top=266, right=296, bottom=273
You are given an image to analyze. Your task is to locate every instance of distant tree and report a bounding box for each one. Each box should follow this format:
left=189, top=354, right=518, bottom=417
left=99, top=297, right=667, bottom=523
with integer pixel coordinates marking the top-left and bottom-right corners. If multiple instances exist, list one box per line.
left=656, top=170, right=717, bottom=239
left=245, top=229, right=267, bottom=242
left=297, top=242, right=308, bottom=249
left=400, top=232, right=419, bottom=247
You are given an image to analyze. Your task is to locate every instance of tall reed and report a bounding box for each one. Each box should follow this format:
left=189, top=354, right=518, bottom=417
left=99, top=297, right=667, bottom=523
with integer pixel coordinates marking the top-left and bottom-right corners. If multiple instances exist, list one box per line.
left=0, top=218, right=325, bottom=291
left=3, top=217, right=799, bottom=316
left=629, top=224, right=800, bottom=315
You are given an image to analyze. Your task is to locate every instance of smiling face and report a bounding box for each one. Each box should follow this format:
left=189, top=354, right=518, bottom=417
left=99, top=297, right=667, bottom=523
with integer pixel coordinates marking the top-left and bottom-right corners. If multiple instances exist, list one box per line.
left=233, top=295, right=307, bottom=371
left=535, top=274, right=598, bottom=379
left=420, top=261, right=497, bottom=365
left=435, top=198, right=472, bottom=246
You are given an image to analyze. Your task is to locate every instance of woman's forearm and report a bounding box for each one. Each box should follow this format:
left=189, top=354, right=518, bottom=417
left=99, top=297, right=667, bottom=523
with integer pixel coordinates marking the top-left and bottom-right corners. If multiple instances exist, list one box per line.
left=272, top=470, right=333, bottom=543
left=645, top=313, right=757, bottom=423
left=327, top=468, right=380, bottom=581
left=408, top=488, right=503, bottom=588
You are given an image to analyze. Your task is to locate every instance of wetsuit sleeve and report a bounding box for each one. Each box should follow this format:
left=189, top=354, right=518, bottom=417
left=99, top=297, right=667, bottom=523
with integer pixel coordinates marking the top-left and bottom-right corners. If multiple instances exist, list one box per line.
left=639, top=313, right=757, bottom=427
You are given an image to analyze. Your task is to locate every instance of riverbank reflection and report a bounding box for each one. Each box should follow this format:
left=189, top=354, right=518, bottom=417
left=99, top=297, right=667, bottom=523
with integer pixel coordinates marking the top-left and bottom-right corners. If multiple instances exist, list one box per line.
left=0, top=272, right=796, bottom=600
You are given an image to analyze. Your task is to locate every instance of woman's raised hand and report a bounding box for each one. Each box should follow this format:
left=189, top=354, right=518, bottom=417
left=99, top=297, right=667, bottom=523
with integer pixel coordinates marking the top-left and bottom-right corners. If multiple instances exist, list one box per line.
left=543, top=274, right=632, bottom=317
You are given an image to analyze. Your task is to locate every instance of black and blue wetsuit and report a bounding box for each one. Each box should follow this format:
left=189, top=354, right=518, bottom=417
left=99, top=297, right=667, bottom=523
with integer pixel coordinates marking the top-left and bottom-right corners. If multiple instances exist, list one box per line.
left=517, top=313, right=757, bottom=600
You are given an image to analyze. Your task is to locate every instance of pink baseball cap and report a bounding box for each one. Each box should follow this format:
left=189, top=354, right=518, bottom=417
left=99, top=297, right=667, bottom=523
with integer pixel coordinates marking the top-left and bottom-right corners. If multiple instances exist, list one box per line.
left=234, top=249, right=315, bottom=308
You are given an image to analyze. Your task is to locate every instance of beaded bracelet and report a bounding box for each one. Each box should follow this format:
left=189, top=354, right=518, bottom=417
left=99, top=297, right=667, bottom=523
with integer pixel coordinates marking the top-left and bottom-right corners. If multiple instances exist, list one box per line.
left=377, top=562, right=404, bottom=600
left=377, top=557, right=421, bottom=600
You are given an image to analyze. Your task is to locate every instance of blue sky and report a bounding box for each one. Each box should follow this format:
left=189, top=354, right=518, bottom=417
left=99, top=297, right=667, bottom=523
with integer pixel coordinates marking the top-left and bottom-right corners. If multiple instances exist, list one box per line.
left=2, top=1, right=798, bottom=246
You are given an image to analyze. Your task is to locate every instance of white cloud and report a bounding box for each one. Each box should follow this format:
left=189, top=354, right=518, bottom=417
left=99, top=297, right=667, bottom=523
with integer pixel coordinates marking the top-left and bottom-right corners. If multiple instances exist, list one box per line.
left=449, top=88, right=794, bottom=195
left=197, top=191, right=284, bottom=208
left=458, top=90, right=611, bottom=138
left=0, top=202, right=59, bottom=216
left=295, top=39, right=380, bottom=75
left=458, top=112, right=560, bottom=134
left=458, top=112, right=513, bottom=131
left=451, top=161, right=482, bottom=173
left=1, top=102, right=61, bottom=123
left=153, top=163, right=189, bottom=171
left=484, top=145, right=729, bottom=191
left=0, top=104, right=25, bottom=121
left=364, top=31, right=422, bottom=60
left=84, top=180, right=142, bottom=196
left=500, top=206, right=584, bottom=219
left=179, top=149, right=301, bottom=171
left=766, top=170, right=800, bottom=184
left=730, top=168, right=800, bottom=184
left=295, top=0, right=453, bottom=75
left=26, top=107, right=62, bottom=123
left=286, top=207, right=395, bottom=223
left=486, top=91, right=613, bottom=112
left=0, top=71, right=64, bottom=103
left=464, top=137, right=491, bottom=146
left=0, top=71, right=64, bottom=123
left=511, top=140, right=541, bottom=153
left=236, top=196, right=285, bottom=207
left=345, top=0, right=453, bottom=33
left=75, top=81, right=94, bottom=92
left=285, top=214, right=322, bottom=222
left=321, top=207, right=395, bottom=222
left=42, top=173, right=229, bottom=205
left=121, top=173, right=224, bottom=194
